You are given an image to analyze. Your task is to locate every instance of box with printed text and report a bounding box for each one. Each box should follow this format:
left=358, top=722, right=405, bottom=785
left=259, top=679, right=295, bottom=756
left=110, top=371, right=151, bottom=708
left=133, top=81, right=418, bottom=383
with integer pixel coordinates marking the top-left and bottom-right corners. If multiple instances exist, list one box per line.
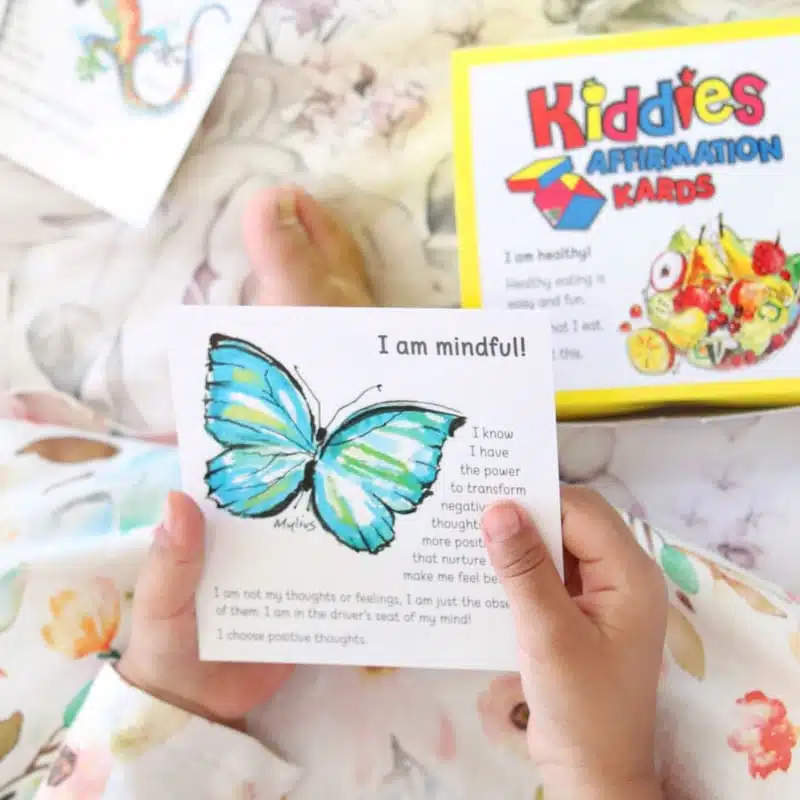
left=454, top=18, right=800, bottom=419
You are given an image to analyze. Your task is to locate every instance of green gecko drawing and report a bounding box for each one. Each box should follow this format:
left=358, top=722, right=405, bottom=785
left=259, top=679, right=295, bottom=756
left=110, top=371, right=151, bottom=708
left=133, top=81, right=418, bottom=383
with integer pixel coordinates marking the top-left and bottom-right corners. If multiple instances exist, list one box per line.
left=74, top=1, right=230, bottom=114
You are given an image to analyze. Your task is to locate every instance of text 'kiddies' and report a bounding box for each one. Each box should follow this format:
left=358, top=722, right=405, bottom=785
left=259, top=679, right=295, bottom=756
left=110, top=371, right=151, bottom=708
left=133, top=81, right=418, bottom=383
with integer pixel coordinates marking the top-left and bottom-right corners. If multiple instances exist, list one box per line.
left=528, top=67, right=766, bottom=150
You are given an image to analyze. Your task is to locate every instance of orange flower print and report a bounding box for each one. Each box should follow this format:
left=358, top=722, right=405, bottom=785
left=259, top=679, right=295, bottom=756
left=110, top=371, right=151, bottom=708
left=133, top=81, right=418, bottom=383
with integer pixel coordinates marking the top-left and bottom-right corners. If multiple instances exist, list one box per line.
left=728, top=691, right=799, bottom=779
left=42, top=578, right=120, bottom=659
left=477, top=674, right=530, bottom=759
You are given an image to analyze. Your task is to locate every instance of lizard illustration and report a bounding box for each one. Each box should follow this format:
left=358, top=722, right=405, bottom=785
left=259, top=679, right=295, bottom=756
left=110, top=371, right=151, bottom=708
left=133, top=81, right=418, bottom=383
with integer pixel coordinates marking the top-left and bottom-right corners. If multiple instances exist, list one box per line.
left=73, top=1, right=230, bottom=114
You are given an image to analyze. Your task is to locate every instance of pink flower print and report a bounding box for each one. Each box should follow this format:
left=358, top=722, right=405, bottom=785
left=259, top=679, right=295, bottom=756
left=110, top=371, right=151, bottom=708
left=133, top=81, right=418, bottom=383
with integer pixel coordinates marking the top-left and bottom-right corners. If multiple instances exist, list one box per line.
left=182, top=261, right=218, bottom=305
left=37, top=745, right=113, bottom=798
left=367, top=80, right=427, bottom=142
left=287, top=86, right=347, bottom=137
left=267, top=0, right=340, bottom=36
left=477, top=674, right=530, bottom=758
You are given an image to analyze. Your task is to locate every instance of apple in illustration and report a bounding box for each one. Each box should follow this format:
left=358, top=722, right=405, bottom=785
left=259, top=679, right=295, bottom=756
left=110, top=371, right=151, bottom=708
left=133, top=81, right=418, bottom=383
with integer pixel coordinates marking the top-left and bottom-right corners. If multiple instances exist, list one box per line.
left=673, top=285, right=714, bottom=314
left=729, top=280, right=770, bottom=316
left=650, top=251, right=687, bottom=293
left=752, top=234, right=787, bottom=276
left=665, top=307, right=708, bottom=351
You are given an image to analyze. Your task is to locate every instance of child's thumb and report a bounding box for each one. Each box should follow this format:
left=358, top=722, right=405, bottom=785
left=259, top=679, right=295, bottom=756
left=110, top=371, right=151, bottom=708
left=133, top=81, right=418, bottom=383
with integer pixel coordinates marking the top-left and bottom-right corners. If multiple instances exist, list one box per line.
left=134, top=492, right=205, bottom=623
left=482, top=502, right=579, bottom=651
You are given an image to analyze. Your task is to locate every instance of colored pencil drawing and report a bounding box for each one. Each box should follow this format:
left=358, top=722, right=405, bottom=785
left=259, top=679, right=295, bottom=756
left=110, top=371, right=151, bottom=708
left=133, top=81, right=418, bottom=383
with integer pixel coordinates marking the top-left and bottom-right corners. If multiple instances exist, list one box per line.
left=73, top=1, right=231, bottom=114
left=203, top=334, right=465, bottom=554
left=622, top=217, right=800, bottom=376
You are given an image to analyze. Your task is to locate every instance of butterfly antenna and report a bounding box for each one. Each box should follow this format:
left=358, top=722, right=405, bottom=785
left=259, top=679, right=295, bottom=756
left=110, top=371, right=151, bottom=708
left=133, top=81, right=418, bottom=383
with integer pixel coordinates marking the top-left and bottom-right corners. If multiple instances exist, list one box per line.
left=326, top=384, right=382, bottom=429
left=294, top=365, right=322, bottom=428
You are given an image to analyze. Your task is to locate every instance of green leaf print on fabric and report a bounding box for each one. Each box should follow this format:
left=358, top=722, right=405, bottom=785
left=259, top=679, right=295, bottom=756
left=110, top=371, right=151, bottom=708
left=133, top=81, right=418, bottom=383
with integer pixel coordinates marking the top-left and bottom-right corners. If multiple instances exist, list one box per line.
left=660, top=545, right=700, bottom=595
left=0, top=566, right=27, bottom=635
left=666, top=604, right=705, bottom=680
left=63, top=680, right=94, bottom=728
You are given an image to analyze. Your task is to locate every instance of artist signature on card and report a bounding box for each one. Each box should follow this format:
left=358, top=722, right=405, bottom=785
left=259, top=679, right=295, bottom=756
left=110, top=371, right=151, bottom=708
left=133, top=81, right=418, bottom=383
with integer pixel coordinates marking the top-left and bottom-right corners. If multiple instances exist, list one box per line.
left=273, top=516, right=318, bottom=533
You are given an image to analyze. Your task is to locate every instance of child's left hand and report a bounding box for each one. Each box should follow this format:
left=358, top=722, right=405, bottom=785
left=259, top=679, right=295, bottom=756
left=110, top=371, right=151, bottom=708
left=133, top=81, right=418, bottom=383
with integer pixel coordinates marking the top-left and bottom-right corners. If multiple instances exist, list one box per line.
left=117, top=492, right=294, bottom=731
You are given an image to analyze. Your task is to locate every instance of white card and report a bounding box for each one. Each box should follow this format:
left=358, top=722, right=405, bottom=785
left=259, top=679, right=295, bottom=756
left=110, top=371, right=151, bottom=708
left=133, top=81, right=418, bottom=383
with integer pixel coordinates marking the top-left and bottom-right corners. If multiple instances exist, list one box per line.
left=0, top=1, right=259, bottom=226
left=169, top=306, right=562, bottom=671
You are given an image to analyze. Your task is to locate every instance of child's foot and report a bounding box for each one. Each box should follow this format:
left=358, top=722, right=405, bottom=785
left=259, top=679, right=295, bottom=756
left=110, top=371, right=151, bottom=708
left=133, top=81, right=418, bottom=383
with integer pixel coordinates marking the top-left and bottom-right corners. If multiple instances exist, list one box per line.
left=241, top=187, right=375, bottom=307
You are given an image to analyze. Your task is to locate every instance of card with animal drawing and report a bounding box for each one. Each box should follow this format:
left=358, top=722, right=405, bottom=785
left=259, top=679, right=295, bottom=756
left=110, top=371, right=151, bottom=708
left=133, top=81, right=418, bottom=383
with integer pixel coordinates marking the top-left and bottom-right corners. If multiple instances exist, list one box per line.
left=169, top=306, right=562, bottom=670
left=0, top=1, right=260, bottom=226
left=453, top=18, right=800, bottom=419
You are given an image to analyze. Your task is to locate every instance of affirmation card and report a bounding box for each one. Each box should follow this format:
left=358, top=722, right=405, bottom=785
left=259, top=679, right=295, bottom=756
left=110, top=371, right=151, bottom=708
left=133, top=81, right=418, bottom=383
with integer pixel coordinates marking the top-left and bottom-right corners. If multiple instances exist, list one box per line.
left=0, top=0, right=260, bottom=226
left=169, top=307, right=562, bottom=671
left=453, top=18, right=800, bottom=418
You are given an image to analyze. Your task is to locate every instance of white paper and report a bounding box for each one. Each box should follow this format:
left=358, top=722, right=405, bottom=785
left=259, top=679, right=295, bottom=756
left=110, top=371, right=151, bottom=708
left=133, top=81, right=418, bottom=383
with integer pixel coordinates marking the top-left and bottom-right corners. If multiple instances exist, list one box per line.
left=0, top=0, right=259, bottom=226
left=169, top=306, right=562, bottom=671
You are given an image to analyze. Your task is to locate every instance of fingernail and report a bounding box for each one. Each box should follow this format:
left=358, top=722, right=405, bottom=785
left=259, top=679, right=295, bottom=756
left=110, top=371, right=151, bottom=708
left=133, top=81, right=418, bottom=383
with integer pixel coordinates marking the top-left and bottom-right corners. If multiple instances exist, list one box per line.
left=154, top=492, right=180, bottom=549
left=277, top=188, right=300, bottom=227
left=482, top=503, right=521, bottom=543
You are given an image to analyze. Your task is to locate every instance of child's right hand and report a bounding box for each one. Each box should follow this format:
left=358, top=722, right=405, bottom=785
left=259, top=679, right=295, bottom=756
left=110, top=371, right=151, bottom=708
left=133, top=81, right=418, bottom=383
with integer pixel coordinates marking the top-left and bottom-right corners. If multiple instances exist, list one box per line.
left=482, top=487, right=667, bottom=800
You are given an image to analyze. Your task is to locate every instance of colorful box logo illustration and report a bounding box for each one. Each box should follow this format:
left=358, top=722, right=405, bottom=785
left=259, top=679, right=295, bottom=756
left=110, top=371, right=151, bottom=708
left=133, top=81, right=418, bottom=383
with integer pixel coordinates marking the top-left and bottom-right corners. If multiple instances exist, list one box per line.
left=506, top=156, right=606, bottom=231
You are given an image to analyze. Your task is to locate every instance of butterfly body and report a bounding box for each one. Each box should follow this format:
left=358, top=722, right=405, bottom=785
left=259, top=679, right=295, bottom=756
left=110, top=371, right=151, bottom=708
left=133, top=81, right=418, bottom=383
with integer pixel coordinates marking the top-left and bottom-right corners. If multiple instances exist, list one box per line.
left=203, top=334, right=465, bottom=554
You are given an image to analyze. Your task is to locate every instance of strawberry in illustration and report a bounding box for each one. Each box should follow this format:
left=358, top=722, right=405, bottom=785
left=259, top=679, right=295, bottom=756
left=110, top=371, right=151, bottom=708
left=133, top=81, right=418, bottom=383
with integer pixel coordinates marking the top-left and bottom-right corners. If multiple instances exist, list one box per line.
left=752, top=233, right=787, bottom=276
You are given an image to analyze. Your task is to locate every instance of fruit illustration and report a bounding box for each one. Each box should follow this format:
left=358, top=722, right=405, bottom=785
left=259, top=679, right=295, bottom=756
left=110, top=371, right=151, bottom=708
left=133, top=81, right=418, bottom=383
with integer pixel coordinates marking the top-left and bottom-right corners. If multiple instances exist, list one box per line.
left=665, top=308, right=709, bottom=351
left=625, top=218, right=799, bottom=376
left=757, top=300, right=789, bottom=330
left=673, top=285, right=714, bottom=314
left=719, top=214, right=758, bottom=279
left=668, top=227, right=695, bottom=258
left=684, top=226, right=730, bottom=286
left=627, top=328, right=676, bottom=375
left=737, top=318, right=774, bottom=356
left=647, top=292, right=676, bottom=330
left=761, top=275, right=795, bottom=307
left=786, top=254, right=800, bottom=287
left=752, top=234, right=786, bottom=276
left=729, top=280, right=770, bottom=318
left=650, top=251, right=687, bottom=292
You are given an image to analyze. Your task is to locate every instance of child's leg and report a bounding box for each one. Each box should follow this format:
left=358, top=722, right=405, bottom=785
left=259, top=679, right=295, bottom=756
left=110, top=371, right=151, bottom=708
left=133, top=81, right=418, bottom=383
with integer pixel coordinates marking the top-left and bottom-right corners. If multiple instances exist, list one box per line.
left=240, top=186, right=375, bottom=308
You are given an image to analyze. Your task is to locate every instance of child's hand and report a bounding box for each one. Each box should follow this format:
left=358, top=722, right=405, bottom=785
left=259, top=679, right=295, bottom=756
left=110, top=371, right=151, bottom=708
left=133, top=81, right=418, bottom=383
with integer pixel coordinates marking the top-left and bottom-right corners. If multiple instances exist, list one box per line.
left=482, top=487, right=667, bottom=800
left=117, top=492, right=294, bottom=732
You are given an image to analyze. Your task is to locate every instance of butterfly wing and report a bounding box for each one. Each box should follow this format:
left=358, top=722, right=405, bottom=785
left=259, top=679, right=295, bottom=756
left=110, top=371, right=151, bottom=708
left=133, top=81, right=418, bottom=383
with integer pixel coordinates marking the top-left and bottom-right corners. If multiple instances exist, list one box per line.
left=312, top=403, right=465, bottom=553
left=204, top=334, right=316, bottom=517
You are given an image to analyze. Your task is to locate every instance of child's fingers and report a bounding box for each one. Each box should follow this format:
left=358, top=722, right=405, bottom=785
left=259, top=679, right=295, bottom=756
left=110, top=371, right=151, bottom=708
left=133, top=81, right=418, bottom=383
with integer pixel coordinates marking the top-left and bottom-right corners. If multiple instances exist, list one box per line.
left=242, top=187, right=318, bottom=305
left=133, top=491, right=205, bottom=624
left=482, top=501, right=582, bottom=652
left=560, top=487, right=663, bottom=622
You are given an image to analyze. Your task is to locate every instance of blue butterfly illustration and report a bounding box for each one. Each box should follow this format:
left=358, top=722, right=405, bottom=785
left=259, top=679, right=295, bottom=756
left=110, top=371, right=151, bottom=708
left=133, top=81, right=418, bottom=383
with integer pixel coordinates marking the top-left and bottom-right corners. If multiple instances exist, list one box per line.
left=203, top=334, right=466, bottom=554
